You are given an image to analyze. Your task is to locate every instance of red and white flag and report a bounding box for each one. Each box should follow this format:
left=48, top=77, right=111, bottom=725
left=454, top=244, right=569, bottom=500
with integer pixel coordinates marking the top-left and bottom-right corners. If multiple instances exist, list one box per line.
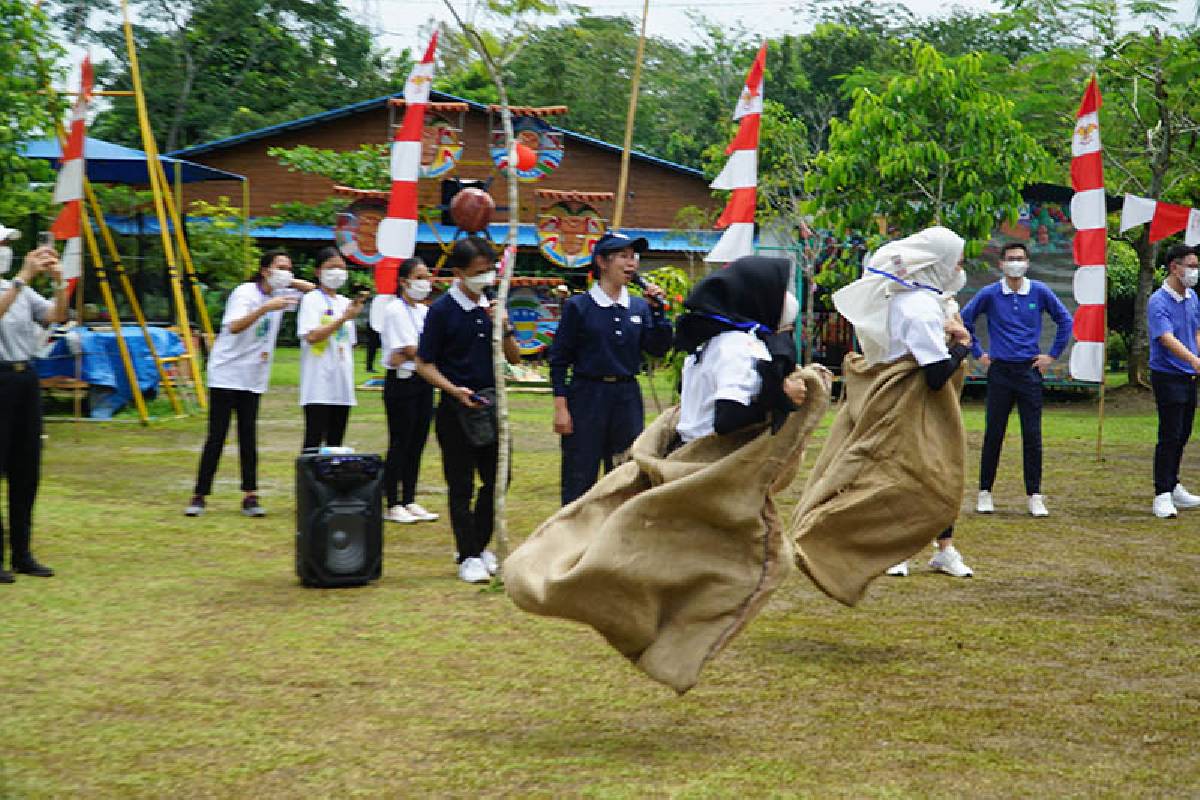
left=705, top=43, right=766, bottom=264
left=375, top=31, right=437, bottom=296
left=49, top=55, right=93, bottom=291
left=1068, top=76, right=1106, bottom=383
left=1118, top=193, right=1200, bottom=245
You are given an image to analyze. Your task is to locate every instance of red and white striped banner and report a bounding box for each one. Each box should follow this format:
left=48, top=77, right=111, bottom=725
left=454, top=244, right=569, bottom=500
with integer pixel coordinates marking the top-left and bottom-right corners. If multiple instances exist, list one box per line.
left=1118, top=193, right=1200, bottom=245
left=1068, top=76, right=1106, bottom=383
left=705, top=42, right=766, bottom=264
left=375, top=32, right=437, bottom=296
left=49, top=55, right=93, bottom=291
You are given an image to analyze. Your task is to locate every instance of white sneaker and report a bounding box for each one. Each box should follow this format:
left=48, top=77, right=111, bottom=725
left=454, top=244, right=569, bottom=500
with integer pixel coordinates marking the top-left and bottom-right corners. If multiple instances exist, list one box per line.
left=458, top=556, right=491, bottom=584
left=929, top=545, right=973, bottom=578
left=1028, top=494, right=1049, bottom=517
left=885, top=561, right=909, bottom=577
left=405, top=502, right=439, bottom=521
left=479, top=549, right=499, bottom=575
left=1153, top=492, right=1178, bottom=519
left=384, top=504, right=418, bottom=524
left=1171, top=483, right=1200, bottom=509
left=976, top=490, right=995, bottom=514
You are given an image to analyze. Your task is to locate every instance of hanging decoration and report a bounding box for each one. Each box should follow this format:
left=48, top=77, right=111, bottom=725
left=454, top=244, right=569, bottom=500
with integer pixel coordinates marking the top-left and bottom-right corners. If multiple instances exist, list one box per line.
left=488, top=106, right=568, bottom=182
left=706, top=43, right=766, bottom=264
left=49, top=55, right=93, bottom=293
left=1068, top=76, right=1107, bottom=384
left=1118, top=193, right=1200, bottom=245
left=535, top=189, right=613, bottom=270
left=332, top=189, right=389, bottom=266
left=387, top=99, right=468, bottom=180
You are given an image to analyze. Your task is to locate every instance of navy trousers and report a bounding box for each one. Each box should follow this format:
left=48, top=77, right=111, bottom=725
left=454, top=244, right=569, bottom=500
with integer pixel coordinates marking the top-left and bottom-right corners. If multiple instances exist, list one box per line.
left=1151, top=371, right=1197, bottom=495
left=979, top=360, right=1044, bottom=495
left=560, top=379, right=643, bottom=505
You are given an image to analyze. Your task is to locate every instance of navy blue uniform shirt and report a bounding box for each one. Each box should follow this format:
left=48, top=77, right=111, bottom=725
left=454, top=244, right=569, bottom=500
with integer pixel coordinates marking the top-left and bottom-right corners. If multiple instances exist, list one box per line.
left=960, top=277, right=1073, bottom=361
left=417, top=284, right=496, bottom=390
left=549, top=285, right=673, bottom=397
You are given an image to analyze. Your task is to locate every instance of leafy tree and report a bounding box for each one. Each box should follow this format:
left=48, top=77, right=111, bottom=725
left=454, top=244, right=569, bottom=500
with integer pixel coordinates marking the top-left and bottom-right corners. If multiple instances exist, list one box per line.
left=0, top=2, right=60, bottom=207
left=808, top=43, right=1050, bottom=254
left=268, top=144, right=390, bottom=191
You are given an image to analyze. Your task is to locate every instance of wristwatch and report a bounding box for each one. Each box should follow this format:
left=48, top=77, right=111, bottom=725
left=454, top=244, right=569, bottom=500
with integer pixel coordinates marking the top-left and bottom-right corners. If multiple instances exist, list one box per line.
left=10, top=278, right=24, bottom=290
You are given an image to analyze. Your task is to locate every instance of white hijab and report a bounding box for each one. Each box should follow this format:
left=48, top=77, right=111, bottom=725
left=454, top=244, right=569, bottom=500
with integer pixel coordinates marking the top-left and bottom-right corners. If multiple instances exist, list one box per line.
left=832, top=226, right=966, bottom=365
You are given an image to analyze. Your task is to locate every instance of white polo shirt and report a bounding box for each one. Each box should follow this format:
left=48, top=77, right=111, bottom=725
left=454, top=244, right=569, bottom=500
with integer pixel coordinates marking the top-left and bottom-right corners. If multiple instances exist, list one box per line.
left=206, top=282, right=298, bottom=394
left=882, top=290, right=950, bottom=366
left=381, top=296, right=428, bottom=376
left=0, top=279, right=53, bottom=361
left=677, top=330, right=769, bottom=442
left=297, top=289, right=357, bottom=406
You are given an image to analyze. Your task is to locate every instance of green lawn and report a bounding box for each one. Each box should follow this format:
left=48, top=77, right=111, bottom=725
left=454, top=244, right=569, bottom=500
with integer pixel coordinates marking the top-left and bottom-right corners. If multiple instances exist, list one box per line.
left=3, top=347, right=1197, bottom=798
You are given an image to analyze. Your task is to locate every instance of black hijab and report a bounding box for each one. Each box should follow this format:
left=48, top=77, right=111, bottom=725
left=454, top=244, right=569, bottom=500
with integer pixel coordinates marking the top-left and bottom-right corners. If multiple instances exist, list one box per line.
left=674, top=256, right=798, bottom=431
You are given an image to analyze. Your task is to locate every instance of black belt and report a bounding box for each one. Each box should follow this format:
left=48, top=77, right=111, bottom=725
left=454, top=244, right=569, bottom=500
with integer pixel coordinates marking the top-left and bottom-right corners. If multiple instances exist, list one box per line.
left=575, top=374, right=635, bottom=383
left=0, top=361, right=31, bottom=373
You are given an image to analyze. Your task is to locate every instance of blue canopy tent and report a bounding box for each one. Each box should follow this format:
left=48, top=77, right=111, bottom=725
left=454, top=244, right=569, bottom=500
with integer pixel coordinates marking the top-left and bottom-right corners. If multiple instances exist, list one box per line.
left=20, top=136, right=245, bottom=184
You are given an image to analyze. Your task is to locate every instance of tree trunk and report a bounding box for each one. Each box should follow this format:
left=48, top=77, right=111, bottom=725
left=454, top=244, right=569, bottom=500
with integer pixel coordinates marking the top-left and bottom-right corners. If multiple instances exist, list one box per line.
left=1128, top=230, right=1157, bottom=387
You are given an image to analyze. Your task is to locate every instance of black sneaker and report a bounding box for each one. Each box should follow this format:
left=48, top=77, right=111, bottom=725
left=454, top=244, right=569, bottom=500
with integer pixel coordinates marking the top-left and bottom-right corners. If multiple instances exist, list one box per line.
left=13, top=558, right=53, bottom=578
left=0, top=567, right=14, bottom=584
left=241, top=495, right=266, bottom=518
left=184, top=496, right=206, bottom=517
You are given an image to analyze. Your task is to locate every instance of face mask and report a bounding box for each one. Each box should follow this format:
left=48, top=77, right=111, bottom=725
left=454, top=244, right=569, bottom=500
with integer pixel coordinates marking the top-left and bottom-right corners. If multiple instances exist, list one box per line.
left=320, top=268, right=348, bottom=291
left=406, top=278, right=432, bottom=301
left=267, top=269, right=293, bottom=291
left=1000, top=260, right=1028, bottom=279
left=0, top=246, right=11, bottom=276
left=946, top=269, right=967, bottom=295
left=463, top=270, right=496, bottom=294
left=1183, top=267, right=1199, bottom=289
left=778, top=292, right=800, bottom=330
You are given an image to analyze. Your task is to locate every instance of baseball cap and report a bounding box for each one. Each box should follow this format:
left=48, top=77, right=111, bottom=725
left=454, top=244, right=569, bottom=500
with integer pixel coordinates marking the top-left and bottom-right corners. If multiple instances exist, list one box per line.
left=593, top=231, right=648, bottom=256
left=0, top=225, right=21, bottom=242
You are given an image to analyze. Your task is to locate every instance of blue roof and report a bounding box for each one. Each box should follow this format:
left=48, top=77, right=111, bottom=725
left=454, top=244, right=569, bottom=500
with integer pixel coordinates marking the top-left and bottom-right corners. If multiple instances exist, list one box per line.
left=21, top=137, right=245, bottom=185
left=166, top=90, right=704, bottom=179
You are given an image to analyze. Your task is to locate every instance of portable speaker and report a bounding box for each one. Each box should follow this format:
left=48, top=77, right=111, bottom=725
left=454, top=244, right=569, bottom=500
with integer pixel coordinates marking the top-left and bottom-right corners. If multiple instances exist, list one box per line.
left=295, top=453, right=384, bottom=587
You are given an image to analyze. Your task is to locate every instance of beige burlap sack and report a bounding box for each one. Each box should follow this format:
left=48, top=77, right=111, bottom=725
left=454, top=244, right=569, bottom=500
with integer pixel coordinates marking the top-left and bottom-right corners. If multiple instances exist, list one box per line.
left=791, top=353, right=965, bottom=607
left=505, top=367, right=831, bottom=694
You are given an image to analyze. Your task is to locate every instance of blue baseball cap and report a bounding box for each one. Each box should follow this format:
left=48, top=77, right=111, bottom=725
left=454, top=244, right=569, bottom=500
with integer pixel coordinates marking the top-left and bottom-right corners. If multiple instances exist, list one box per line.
left=594, top=231, right=649, bottom=255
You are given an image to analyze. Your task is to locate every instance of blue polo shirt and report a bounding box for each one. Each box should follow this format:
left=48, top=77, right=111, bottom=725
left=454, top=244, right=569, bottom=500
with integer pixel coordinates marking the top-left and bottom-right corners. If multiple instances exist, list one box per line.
left=417, top=284, right=496, bottom=390
left=548, top=285, right=673, bottom=397
left=1148, top=282, right=1200, bottom=375
left=960, top=278, right=1073, bottom=361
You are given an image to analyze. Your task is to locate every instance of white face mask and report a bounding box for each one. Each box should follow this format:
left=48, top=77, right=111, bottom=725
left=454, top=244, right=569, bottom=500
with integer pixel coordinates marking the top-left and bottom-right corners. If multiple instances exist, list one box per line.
left=320, top=268, right=348, bottom=291
left=0, top=246, right=11, bottom=276
left=946, top=269, right=967, bottom=295
left=1001, top=260, right=1029, bottom=279
left=778, top=291, right=800, bottom=330
left=1182, top=267, right=1199, bottom=289
left=267, top=269, right=293, bottom=291
left=463, top=270, right=496, bottom=294
left=406, top=278, right=432, bottom=301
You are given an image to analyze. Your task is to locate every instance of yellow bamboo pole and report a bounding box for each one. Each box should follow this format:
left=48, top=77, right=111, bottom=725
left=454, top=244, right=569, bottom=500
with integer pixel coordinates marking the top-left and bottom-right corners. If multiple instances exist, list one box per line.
left=121, top=0, right=206, bottom=409
left=612, top=0, right=651, bottom=230
left=151, top=152, right=214, bottom=353
left=242, top=177, right=251, bottom=272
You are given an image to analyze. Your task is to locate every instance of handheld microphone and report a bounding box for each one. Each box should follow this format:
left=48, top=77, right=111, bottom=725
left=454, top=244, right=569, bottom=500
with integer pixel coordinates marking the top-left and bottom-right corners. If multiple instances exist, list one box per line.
left=629, top=272, right=664, bottom=309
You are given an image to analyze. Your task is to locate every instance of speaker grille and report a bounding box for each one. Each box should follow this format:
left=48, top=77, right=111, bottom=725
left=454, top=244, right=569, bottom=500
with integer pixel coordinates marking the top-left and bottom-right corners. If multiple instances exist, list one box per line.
left=323, top=512, right=367, bottom=574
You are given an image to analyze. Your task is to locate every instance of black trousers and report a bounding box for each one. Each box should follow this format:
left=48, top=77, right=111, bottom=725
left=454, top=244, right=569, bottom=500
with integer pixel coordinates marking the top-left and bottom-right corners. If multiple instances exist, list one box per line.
left=193, top=387, right=260, bottom=496
left=1151, top=370, right=1197, bottom=495
left=560, top=379, right=643, bottom=505
left=979, top=360, right=1044, bottom=495
left=383, top=371, right=434, bottom=507
left=0, top=368, right=42, bottom=567
left=435, top=398, right=498, bottom=562
left=302, top=404, right=351, bottom=451
left=364, top=327, right=381, bottom=372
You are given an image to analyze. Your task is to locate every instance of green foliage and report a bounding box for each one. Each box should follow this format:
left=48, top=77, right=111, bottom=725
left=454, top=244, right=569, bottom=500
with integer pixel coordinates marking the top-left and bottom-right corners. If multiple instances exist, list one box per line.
left=187, top=196, right=260, bottom=290
left=0, top=2, right=61, bottom=200
left=259, top=198, right=347, bottom=228
left=268, top=143, right=390, bottom=191
left=808, top=43, right=1051, bottom=251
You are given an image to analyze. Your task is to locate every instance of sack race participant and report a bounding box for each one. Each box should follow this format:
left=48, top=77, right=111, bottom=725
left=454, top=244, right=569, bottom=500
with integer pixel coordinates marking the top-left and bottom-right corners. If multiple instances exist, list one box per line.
left=506, top=257, right=831, bottom=693
left=792, top=226, right=974, bottom=607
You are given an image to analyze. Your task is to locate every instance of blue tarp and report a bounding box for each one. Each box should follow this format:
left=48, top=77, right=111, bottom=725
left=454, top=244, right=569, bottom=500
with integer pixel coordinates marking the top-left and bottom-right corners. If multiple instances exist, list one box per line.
left=21, top=137, right=245, bottom=185
left=35, top=327, right=186, bottom=419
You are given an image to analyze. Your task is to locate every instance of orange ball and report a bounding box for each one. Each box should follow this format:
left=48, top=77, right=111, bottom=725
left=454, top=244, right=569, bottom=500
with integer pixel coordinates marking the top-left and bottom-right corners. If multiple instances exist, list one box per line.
left=513, top=142, right=538, bottom=171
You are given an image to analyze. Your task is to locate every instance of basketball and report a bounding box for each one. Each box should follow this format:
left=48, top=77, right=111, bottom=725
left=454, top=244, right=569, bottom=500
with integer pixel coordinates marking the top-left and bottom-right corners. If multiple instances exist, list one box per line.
left=450, top=187, right=495, bottom=233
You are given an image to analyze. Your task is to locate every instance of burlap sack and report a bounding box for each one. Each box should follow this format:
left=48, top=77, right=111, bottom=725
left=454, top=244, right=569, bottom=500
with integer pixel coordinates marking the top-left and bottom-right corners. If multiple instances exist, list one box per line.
left=505, top=367, right=831, bottom=694
left=791, top=353, right=965, bottom=607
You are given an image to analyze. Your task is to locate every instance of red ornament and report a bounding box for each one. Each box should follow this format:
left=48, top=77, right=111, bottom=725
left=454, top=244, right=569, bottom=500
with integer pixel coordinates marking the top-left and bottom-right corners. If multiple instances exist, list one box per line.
left=513, top=143, right=538, bottom=171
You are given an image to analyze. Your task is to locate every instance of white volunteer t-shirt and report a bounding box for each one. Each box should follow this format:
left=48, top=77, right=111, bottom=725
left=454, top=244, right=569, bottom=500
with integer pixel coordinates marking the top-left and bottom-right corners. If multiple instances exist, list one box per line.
left=882, top=290, right=951, bottom=366
left=206, top=282, right=297, bottom=394
left=297, top=289, right=357, bottom=406
left=381, top=296, right=427, bottom=376
left=677, top=330, right=770, bottom=442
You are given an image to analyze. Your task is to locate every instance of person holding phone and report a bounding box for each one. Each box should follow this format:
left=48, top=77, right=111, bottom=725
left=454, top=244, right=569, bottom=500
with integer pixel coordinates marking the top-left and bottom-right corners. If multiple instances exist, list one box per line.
left=0, top=230, right=68, bottom=581
left=185, top=250, right=312, bottom=517
left=415, top=237, right=521, bottom=584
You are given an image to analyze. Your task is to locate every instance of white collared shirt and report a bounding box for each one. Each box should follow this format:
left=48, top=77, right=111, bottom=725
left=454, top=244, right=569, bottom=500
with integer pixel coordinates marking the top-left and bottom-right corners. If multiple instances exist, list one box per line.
left=1000, top=277, right=1032, bottom=296
left=0, top=278, right=52, bottom=361
left=450, top=281, right=490, bottom=312
left=588, top=284, right=631, bottom=309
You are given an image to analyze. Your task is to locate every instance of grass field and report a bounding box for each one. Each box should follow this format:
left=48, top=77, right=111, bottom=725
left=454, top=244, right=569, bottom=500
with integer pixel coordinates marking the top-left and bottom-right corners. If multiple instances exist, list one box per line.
left=3, top=348, right=1198, bottom=798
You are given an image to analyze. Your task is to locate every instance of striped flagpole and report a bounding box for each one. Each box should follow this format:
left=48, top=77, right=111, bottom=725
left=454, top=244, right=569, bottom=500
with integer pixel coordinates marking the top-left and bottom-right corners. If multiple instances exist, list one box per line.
left=49, top=55, right=93, bottom=297
left=1068, top=76, right=1107, bottom=384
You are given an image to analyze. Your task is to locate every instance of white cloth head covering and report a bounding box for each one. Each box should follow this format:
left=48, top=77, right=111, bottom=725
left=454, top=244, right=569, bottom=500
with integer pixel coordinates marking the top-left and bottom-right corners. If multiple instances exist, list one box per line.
left=832, top=226, right=966, bottom=365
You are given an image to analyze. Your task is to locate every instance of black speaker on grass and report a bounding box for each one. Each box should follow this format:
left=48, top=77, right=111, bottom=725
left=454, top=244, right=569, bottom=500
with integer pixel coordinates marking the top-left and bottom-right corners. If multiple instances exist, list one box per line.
left=295, top=452, right=384, bottom=588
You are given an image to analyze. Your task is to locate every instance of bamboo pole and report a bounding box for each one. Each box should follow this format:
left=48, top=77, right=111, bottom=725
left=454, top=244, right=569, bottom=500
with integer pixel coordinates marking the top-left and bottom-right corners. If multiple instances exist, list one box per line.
left=611, top=0, right=650, bottom=230
left=151, top=152, right=215, bottom=356
left=242, top=177, right=251, bottom=277
left=121, top=0, right=206, bottom=410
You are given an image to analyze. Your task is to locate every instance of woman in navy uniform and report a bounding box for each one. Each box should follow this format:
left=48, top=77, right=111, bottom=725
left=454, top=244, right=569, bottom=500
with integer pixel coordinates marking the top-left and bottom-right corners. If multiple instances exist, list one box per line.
left=549, top=232, right=672, bottom=505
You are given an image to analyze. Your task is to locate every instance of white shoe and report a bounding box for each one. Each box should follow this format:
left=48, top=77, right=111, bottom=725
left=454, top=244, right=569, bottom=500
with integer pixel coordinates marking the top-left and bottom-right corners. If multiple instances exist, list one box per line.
left=1171, top=483, right=1200, bottom=509
left=976, top=490, right=995, bottom=514
left=929, top=545, right=973, bottom=578
left=384, top=504, right=418, bottom=524
left=405, top=502, right=439, bottom=521
left=1153, top=492, right=1178, bottom=519
left=885, top=561, right=909, bottom=577
left=479, top=549, right=499, bottom=575
left=458, top=556, right=491, bottom=584
left=1028, top=494, right=1049, bottom=517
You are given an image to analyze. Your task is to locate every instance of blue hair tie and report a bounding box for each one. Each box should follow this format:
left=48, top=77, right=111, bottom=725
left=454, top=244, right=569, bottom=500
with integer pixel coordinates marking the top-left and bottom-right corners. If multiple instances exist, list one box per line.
left=866, top=266, right=945, bottom=296
left=701, top=312, right=774, bottom=336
